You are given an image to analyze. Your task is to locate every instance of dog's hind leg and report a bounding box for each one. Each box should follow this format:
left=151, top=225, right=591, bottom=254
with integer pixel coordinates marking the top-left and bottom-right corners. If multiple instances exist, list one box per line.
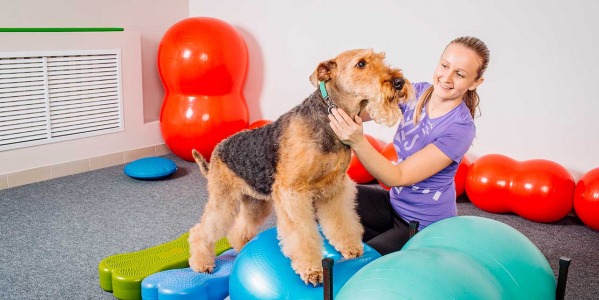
left=227, top=195, right=273, bottom=252
left=316, top=176, right=364, bottom=259
left=273, top=187, right=324, bottom=286
left=188, top=163, right=242, bottom=273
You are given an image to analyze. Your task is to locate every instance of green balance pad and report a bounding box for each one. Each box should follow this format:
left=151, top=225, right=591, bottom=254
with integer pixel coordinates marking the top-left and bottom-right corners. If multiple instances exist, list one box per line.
left=98, top=233, right=231, bottom=300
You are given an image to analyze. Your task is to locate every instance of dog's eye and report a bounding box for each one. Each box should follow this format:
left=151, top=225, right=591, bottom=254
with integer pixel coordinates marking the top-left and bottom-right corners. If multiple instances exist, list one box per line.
left=356, top=60, right=367, bottom=69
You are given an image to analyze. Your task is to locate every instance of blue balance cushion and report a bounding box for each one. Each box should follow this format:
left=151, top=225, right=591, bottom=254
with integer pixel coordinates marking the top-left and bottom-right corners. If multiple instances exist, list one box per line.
left=141, top=249, right=237, bottom=300
left=124, top=157, right=177, bottom=180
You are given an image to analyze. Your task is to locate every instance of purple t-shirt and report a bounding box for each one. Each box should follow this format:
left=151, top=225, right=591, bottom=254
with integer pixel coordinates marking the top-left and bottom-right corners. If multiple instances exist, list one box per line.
left=390, top=82, right=475, bottom=229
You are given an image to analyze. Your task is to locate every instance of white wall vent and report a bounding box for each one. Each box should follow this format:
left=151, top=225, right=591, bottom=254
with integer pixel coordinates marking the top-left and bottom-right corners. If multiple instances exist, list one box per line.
left=0, top=49, right=123, bottom=151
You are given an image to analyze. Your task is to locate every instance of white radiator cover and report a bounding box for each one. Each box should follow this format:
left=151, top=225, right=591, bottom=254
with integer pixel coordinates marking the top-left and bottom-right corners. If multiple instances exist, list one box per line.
left=0, top=31, right=164, bottom=176
left=0, top=50, right=123, bottom=151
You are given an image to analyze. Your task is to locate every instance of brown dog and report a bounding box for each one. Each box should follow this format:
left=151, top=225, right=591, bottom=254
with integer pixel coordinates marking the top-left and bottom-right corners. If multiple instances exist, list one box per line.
left=188, top=49, right=412, bottom=285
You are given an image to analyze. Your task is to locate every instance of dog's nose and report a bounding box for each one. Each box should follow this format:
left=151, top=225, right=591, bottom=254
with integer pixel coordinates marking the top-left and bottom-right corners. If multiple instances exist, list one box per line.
left=393, top=78, right=405, bottom=90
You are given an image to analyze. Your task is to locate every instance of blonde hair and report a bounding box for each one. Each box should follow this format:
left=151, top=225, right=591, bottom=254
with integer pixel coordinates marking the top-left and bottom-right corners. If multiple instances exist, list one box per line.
left=413, top=36, right=490, bottom=123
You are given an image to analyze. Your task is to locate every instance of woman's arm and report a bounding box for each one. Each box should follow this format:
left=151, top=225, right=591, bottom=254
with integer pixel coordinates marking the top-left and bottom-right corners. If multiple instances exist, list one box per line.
left=329, top=108, right=453, bottom=187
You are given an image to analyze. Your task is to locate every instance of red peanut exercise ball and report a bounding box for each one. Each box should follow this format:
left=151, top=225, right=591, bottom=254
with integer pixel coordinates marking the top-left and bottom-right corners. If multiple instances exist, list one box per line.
left=466, top=154, right=575, bottom=223
left=248, top=119, right=272, bottom=130
left=455, top=156, right=471, bottom=198
left=378, top=142, right=399, bottom=190
left=574, top=168, right=599, bottom=231
left=158, top=17, right=249, bottom=161
left=347, top=135, right=383, bottom=183
left=465, top=154, right=513, bottom=213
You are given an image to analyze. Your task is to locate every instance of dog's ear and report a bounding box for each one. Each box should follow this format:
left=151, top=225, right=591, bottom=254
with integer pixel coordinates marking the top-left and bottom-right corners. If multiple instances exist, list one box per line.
left=309, top=60, right=336, bottom=87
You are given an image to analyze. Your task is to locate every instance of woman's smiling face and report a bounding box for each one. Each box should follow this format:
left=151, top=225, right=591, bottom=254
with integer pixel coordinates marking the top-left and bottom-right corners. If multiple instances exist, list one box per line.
left=432, top=43, right=484, bottom=102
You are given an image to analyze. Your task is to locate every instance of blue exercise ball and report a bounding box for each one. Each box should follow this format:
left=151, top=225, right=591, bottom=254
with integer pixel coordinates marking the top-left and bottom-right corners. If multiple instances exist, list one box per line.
left=336, top=216, right=556, bottom=300
left=229, top=227, right=380, bottom=299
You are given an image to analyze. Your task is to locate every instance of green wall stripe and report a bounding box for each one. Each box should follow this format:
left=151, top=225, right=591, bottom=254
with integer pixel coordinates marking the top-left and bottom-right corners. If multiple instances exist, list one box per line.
left=0, top=28, right=124, bottom=32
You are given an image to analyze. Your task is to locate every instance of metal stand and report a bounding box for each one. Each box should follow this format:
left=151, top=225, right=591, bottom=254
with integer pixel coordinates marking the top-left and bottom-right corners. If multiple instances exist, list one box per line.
left=323, top=257, right=334, bottom=300
left=409, top=220, right=420, bottom=239
left=556, top=256, right=571, bottom=300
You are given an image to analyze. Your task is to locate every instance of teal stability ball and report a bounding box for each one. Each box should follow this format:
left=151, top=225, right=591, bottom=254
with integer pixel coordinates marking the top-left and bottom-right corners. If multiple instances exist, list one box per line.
left=336, top=216, right=556, bottom=300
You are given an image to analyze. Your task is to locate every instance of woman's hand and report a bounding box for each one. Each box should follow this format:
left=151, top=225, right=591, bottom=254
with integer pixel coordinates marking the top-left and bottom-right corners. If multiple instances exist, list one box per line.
left=328, top=108, right=366, bottom=147
left=328, top=107, right=454, bottom=188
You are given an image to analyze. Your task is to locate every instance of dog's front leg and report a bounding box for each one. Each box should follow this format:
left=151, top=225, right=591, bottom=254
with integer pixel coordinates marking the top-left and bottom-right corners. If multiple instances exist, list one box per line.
left=316, top=176, right=364, bottom=259
left=228, top=195, right=273, bottom=251
left=273, top=187, right=324, bottom=286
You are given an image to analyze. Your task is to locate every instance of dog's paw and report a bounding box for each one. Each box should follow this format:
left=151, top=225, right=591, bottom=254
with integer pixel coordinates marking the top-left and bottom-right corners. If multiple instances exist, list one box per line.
left=188, top=256, right=215, bottom=273
left=340, top=244, right=364, bottom=259
left=298, top=266, right=323, bottom=286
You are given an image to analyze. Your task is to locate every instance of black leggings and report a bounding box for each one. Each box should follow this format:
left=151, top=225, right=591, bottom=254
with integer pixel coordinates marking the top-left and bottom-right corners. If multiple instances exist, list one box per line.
left=356, top=184, right=411, bottom=255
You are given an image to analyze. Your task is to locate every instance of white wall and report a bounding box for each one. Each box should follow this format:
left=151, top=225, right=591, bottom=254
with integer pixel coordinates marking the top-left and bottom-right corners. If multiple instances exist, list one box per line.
left=191, top=0, right=599, bottom=177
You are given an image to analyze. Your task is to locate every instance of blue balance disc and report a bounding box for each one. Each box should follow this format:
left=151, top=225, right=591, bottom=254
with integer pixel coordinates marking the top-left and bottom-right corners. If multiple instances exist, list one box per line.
left=141, top=249, right=237, bottom=300
left=124, top=157, right=177, bottom=180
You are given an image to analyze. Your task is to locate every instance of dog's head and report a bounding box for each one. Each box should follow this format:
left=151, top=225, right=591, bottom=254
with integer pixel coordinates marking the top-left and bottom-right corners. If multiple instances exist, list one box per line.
left=309, top=49, right=413, bottom=126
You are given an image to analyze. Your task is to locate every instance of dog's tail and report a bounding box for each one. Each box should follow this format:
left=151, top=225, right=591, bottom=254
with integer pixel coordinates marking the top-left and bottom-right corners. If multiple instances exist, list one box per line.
left=191, top=149, right=209, bottom=176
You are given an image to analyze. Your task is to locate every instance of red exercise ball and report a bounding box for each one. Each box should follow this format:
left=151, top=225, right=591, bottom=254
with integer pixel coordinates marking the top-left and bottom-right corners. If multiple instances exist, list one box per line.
left=159, top=17, right=249, bottom=161
left=455, top=156, right=471, bottom=198
left=465, top=154, right=513, bottom=213
left=466, top=154, right=575, bottom=223
left=378, top=142, right=399, bottom=190
left=347, top=135, right=383, bottom=183
left=574, top=168, right=599, bottom=231
left=248, top=119, right=272, bottom=130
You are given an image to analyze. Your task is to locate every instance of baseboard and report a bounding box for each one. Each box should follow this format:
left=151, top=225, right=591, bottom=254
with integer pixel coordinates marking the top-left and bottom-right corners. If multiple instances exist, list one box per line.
left=0, top=144, right=171, bottom=190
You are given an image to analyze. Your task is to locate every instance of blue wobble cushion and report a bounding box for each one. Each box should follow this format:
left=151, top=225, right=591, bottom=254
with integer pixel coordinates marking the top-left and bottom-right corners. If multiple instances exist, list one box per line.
left=141, top=249, right=237, bottom=300
left=124, top=157, right=177, bottom=180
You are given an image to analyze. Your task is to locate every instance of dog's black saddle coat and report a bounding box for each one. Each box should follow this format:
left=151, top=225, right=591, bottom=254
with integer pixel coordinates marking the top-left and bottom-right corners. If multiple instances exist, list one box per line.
left=218, top=120, right=282, bottom=195
left=217, top=91, right=347, bottom=196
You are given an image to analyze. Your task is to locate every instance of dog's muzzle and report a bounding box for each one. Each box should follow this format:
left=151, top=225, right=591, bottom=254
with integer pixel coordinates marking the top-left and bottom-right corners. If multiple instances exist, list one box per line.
left=393, top=77, right=405, bottom=91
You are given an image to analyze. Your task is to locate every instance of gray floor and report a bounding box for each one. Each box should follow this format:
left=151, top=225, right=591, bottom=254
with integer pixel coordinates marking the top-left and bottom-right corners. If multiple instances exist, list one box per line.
left=0, top=154, right=597, bottom=299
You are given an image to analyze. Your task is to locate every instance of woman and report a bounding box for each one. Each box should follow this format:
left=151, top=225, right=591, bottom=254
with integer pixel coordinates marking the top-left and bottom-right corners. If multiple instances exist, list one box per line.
left=328, top=36, right=490, bottom=255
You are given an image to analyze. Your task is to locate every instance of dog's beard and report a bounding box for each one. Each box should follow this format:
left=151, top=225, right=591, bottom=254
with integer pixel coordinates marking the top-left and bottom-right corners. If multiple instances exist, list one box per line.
left=366, top=99, right=402, bottom=126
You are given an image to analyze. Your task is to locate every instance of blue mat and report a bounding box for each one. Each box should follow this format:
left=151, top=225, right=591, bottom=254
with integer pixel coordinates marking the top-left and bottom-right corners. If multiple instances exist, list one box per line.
left=141, top=249, right=237, bottom=300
